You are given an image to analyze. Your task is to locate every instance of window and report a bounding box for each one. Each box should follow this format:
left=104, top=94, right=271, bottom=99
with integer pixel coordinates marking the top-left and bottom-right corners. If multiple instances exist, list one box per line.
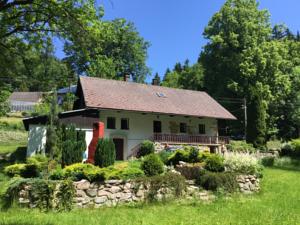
left=180, top=123, right=187, bottom=133
left=153, top=121, right=162, bottom=133
left=199, top=124, right=206, bottom=134
left=107, top=117, right=116, bottom=129
left=121, top=118, right=129, bottom=130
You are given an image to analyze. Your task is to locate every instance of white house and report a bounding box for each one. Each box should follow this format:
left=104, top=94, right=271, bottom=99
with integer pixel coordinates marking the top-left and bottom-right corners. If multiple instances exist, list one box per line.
left=23, top=76, right=236, bottom=159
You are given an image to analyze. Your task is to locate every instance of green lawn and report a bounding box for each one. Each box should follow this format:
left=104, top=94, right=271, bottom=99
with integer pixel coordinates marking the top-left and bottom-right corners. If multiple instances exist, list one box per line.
left=0, top=168, right=299, bottom=225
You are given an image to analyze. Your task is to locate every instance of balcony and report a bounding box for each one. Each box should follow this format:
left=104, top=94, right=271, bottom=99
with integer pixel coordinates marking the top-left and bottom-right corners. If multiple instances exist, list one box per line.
left=153, top=133, right=229, bottom=145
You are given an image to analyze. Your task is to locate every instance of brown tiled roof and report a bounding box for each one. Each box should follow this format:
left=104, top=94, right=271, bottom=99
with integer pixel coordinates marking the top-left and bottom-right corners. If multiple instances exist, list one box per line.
left=79, top=77, right=236, bottom=120
left=9, top=92, right=43, bottom=103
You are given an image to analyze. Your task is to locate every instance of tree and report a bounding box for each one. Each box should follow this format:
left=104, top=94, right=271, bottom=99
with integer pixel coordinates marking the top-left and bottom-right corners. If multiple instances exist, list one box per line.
left=94, top=138, right=116, bottom=167
left=64, top=19, right=150, bottom=82
left=162, top=61, right=204, bottom=90
left=0, top=89, right=10, bottom=116
left=199, top=0, right=293, bottom=144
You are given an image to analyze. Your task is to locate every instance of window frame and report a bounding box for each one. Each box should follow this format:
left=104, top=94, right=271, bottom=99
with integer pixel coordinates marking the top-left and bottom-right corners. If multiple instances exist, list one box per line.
left=107, top=117, right=116, bottom=129
left=153, top=120, right=162, bottom=133
left=121, top=118, right=129, bottom=130
left=199, top=124, right=206, bottom=135
left=180, top=122, right=187, bottom=133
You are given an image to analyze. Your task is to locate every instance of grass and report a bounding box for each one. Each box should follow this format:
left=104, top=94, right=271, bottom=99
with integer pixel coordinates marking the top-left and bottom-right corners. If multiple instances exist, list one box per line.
left=0, top=168, right=299, bottom=225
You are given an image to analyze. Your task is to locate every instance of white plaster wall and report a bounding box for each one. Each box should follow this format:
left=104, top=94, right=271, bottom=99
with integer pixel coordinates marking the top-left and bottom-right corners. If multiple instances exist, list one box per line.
left=99, top=110, right=218, bottom=159
left=27, top=125, right=47, bottom=157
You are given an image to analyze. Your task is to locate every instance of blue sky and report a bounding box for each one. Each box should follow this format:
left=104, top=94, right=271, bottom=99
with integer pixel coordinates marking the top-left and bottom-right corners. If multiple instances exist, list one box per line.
left=55, top=0, right=300, bottom=82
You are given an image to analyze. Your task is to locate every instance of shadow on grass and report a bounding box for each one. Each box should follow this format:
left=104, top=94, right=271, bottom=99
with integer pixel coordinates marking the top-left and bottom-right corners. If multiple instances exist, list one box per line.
left=8, top=147, right=27, bottom=163
left=272, top=166, right=300, bottom=172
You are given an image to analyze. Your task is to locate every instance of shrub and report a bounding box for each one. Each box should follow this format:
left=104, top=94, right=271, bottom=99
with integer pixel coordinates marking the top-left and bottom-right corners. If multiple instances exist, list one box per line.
left=226, top=140, right=256, bottom=153
left=281, top=139, right=300, bottom=158
left=175, top=163, right=204, bottom=180
left=224, top=152, right=262, bottom=176
left=4, top=163, right=39, bottom=178
left=61, top=125, right=86, bottom=167
left=261, top=156, right=275, bottom=167
left=158, top=150, right=173, bottom=164
left=135, top=172, right=186, bottom=202
left=62, top=163, right=105, bottom=182
left=94, top=138, right=116, bottom=167
left=204, top=154, right=225, bottom=172
left=273, top=157, right=300, bottom=168
left=137, top=140, right=155, bottom=157
left=141, top=154, right=164, bottom=176
left=167, top=150, right=189, bottom=165
left=49, top=168, right=64, bottom=180
left=27, top=155, right=48, bottom=171
left=196, top=171, right=238, bottom=192
left=188, top=147, right=199, bottom=163
left=198, top=151, right=211, bottom=162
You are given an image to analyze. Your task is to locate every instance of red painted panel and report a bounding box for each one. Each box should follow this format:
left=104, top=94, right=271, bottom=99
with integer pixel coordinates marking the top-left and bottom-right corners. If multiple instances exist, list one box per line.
left=86, top=122, right=104, bottom=164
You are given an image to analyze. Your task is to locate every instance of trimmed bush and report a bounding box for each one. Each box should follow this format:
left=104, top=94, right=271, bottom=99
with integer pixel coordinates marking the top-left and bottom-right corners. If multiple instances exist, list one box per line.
left=4, top=163, right=39, bottom=178
left=158, top=150, right=173, bottom=164
left=137, top=140, right=155, bottom=157
left=141, top=154, right=164, bottom=176
left=261, top=156, right=275, bottom=167
left=204, top=154, right=225, bottom=172
left=94, top=138, right=116, bottom=167
left=61, top=125, right=86, bottom=167
left=224, top=152, right=262, bottom=176
left=226, top=140, right=256, bottom=153
left=167, top=150, right=189, bottom=165
left=196, top=171, right=238, bottom=192
left=27, top=155, right=49, bottom=171
left=62, top=163, right=105, bottom=182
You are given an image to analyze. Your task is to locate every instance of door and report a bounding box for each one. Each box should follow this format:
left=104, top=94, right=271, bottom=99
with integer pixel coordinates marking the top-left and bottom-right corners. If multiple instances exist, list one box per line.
left=113, top=138, right=124, bottom=160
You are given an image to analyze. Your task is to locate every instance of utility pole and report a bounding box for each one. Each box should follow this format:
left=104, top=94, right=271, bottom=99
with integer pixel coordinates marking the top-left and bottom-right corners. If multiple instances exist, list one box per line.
left=243, top=98, right=247, bottom=140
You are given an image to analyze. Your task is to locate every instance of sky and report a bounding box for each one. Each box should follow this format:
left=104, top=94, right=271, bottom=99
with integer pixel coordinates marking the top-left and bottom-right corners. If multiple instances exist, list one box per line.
left=55, top=0, right=300, bottom=82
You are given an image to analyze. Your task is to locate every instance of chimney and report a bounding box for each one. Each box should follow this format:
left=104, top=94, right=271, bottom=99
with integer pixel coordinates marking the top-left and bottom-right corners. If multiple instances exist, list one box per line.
left=123, top=74, right=130, bottom=82
left=152, top=78, right=159, bottom=86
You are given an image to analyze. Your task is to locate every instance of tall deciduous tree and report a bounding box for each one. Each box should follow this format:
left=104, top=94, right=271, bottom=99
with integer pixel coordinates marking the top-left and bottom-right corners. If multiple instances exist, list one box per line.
left=200, top=0, right=294, bottom=145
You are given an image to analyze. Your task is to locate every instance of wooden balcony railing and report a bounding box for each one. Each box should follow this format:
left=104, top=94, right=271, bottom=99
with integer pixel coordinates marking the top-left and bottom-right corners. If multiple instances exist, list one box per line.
left=153, top=133, right=229, bottom=145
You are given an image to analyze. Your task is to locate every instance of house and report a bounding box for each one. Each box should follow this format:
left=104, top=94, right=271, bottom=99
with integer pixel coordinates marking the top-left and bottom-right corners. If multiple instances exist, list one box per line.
left=23, top=76, right=236, bottom=159
left=9, top=92, right=44, bottom=112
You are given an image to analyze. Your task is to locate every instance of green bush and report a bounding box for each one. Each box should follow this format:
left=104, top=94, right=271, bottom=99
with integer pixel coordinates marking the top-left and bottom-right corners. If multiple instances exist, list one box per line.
left=281, top=139, right=300, bottom=158
left=167, top=150, right=189, bottom=165
left=137, top=140, right=155, bottom=157
left=61, top=125, right=86, bottom=167
left=4, top=163, right=39, bottom=178
left=204, top=154, right=225, bottom=172
left=175, top=163, right=204, bottom=180
left=135, top=172, right=186, bottom=202
left=62, top=163, right=105, bottom=182
left=103, top=167, right=144, bottom=180
left=141, top=154, right=164, bottom=176
left=196, top=171, right=238, bottom=192
left=261, top=156, right=275, bottom=167
left=158, top=150, right=173, bottom=164
left=188, top=147, right=199, bottom=163
left=226, top=140, right=256, bottom=153
left=198, top=151, right=211, bottom=162
left=27, top=155, right=49, bottom=171
left=94, top=138, right=116, bottom=167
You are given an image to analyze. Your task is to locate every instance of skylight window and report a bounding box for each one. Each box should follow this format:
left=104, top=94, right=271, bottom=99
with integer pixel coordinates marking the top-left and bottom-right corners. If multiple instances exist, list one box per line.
left=156, top=92, right=166, bottom=98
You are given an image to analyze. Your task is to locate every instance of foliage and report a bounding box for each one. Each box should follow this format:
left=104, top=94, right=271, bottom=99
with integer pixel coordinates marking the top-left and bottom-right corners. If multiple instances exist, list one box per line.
left=135, top=172, right=186, bottom=202
left=162, top=61, right=204, bottom=90
left=274, top=157, right=300, bottom=169
left=175, top=163, right=204, bottom=180
left=137, top=140, right=155, bottom=158
left=158, top=150, right=173, bottom=164
left=226, top=141, right=256, bottom=153
left=261, top=156, right=275, bottom=167
left=61, top=124, right=86, bottom=167
left=4, top=164, right=39, bottom=178
left=266, top=140, right=282, bottom=151
left=0, top=90, right=10, bottom=116
left=94, top=138, right=116, bottom=167
left=167, top=149, right=189, bottom=165
left=1, top=178, right=74, bottom=212
left=54, top=179, right=75, bottom=212
left=141, top=154, right=164, bottom=177
left=61, top=163, right=105, bottom=182
left=224, top=152, right=262, bottom=176
left=27, top=155, right=49, bottom=171
left=204, top=154, right=225, bottom=172
left=196, top=171, right=238, bottom=192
